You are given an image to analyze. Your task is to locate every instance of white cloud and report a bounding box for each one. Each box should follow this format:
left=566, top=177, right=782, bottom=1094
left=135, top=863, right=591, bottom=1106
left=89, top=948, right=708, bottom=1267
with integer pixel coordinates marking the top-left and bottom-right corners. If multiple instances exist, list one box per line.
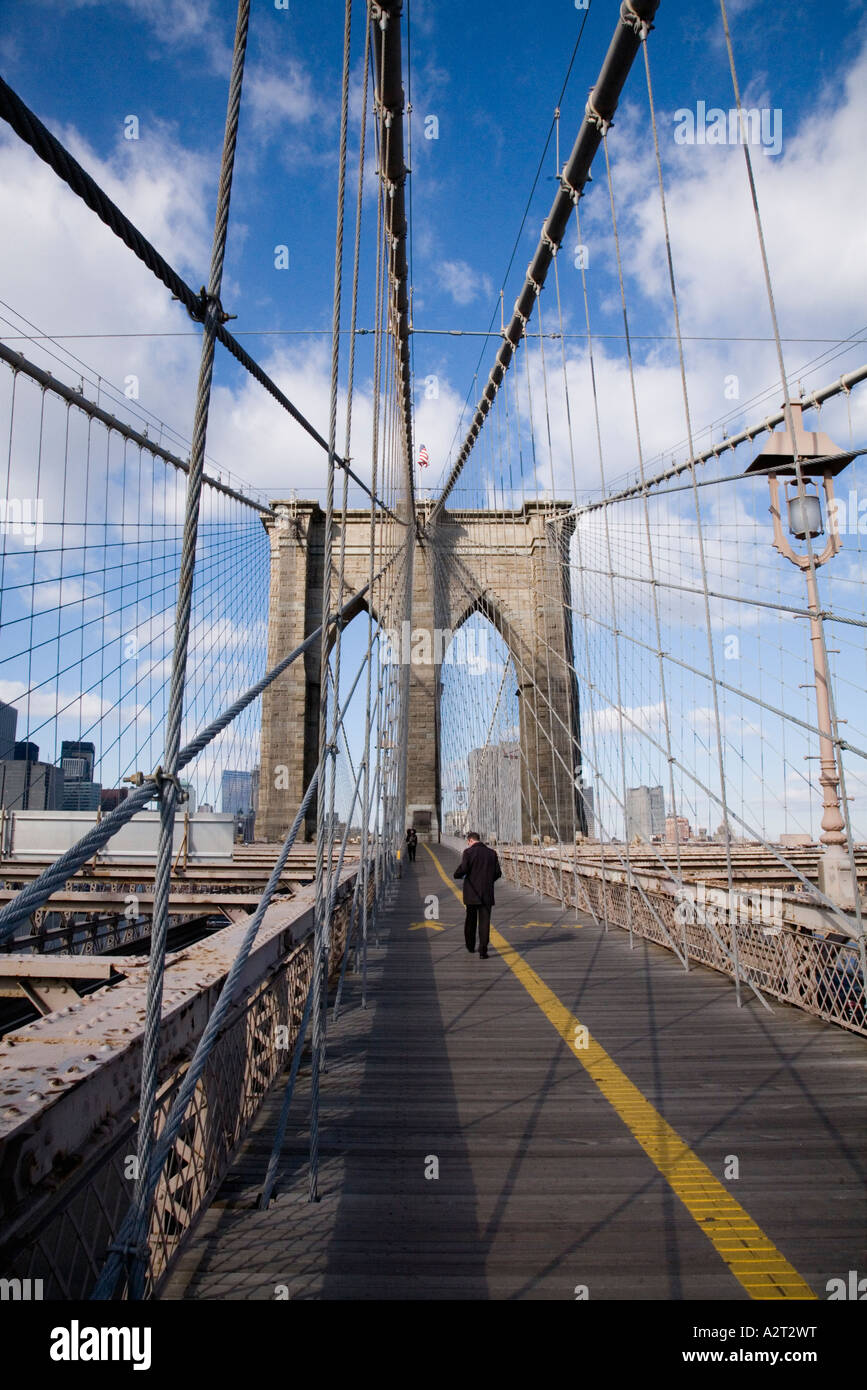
left=0, top=680, right=113, bottom=724
left=245, top=62, right=321, bottom=132
left=596, top=45, right=867, bottom=355
left=586, top=700, right=666, bottom=737
left=436, top=259, right=493, bottom=307
left=0, top=120, right=214, bottom=433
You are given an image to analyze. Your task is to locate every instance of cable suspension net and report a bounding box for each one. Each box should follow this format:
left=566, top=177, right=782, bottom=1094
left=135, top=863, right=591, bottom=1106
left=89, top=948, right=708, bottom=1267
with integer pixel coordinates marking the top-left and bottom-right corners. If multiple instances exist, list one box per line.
left=0, top=0, right=865, bottom=1309
left=431, top=4, right=867, bottom=1038
left=0, top=348, right=270, bottom=840
left=0, top=0, right=415, bottom=1300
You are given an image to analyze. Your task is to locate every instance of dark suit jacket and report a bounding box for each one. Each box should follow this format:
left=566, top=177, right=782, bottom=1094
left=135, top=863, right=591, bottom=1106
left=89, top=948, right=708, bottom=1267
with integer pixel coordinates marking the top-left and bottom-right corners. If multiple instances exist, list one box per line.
left=454, top=841, right=501, bottom=906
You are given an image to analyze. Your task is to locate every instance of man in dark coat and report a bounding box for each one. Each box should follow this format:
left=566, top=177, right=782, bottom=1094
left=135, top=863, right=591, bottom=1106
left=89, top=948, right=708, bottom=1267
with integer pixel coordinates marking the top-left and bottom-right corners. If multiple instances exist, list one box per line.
left=454, top=831, right=501, bottom=958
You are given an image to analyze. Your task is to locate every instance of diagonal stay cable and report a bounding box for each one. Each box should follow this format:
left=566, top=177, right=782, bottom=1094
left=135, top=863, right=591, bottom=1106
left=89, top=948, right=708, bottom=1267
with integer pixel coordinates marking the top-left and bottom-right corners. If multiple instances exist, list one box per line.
left=428, top=0, right=661, bottom=521
left=257, top=977, right=315, bottom=1212
left=0, top=73, right=400, bottom=522
left=125, top=0, right=252, bottom=1300
left=0, top=342, right=271, bottom=512
left=574, top=365, right=867, bottom=515
left=91, top=767, right=320, bottom=1299
left=432, top=3, right=594, bottom=498
left=0, top=563, right=391, bottom=940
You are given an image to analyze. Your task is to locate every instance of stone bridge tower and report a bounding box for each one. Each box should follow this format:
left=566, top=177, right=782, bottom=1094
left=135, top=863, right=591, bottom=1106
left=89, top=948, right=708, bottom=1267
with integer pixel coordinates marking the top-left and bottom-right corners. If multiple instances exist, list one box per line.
left=258, top=499, right=583, bottom=844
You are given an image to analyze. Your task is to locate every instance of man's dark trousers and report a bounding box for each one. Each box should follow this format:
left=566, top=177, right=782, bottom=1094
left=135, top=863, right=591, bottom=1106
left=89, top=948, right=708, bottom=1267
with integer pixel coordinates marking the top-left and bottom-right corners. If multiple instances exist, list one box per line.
left=464, top=904, right=491, bottom=956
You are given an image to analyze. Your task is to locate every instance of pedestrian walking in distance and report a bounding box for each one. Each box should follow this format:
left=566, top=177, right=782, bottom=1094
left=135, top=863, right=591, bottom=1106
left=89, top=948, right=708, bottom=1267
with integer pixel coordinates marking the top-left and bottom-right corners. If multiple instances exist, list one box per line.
left=454, top=831, right=501, bottom=958
left=405, top=827, right=418, bottom=862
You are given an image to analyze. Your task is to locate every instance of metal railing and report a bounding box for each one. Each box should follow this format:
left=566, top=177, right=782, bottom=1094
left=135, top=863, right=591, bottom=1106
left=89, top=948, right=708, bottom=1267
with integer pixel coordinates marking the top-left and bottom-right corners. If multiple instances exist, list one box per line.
left=501, top=847, right=866, bottom=1036
left=0, top=879, right=362, bottom=1298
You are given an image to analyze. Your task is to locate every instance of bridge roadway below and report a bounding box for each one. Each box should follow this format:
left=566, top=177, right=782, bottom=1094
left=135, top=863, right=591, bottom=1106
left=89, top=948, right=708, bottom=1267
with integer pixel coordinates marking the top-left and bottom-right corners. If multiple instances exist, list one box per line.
left=163, top=840, right=865, bottom=1301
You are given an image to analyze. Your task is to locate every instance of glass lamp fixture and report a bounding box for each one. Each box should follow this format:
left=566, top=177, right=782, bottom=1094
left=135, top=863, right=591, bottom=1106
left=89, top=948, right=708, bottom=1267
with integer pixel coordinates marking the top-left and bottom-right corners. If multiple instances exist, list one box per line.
left=744, top=400, right=855, bottom=568
left=785, top=481, right=823, bottom=541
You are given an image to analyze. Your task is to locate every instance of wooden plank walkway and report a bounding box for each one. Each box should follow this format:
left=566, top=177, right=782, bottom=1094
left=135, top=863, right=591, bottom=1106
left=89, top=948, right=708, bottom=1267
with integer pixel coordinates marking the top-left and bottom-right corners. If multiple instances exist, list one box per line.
left=162, top=840, right=866, bottom=1301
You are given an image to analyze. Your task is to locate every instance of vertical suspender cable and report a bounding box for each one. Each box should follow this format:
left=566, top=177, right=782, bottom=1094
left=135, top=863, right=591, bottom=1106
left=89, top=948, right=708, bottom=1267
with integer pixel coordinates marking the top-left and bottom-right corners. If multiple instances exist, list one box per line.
left=310, top=0, right=354, bottom=1204
left=716, top=0, right=865, bottom=954
left=638, top=30, right=741, bottom=1003
left=428, top=0, right=661, bottom=522
left=347, top=9, right=373, bottom=1007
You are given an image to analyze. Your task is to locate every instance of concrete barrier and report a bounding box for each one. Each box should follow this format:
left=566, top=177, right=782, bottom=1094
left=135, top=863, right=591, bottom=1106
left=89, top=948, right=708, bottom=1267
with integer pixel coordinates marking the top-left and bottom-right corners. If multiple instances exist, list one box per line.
left=1, top=810, right=236, bottom=864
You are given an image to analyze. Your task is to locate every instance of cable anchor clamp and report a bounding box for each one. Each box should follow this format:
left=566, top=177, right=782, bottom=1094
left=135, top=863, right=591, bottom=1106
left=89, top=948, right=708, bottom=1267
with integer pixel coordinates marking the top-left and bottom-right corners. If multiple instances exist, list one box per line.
left=198, top=287, right=236, bottom=325
left=123, top=767, right=188, bottom=803
left=585, top=96, right=612, bottom=134
left=559, top=174, right=585, bottom=204
left=622, top=1, right=652, bottom=41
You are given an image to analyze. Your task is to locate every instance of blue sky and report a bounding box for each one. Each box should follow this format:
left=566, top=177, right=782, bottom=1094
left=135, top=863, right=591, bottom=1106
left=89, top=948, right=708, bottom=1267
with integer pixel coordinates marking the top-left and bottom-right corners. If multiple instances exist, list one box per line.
left=1, top=0, right=864, bottom=499
left=0, top=0, right=865, bottom=838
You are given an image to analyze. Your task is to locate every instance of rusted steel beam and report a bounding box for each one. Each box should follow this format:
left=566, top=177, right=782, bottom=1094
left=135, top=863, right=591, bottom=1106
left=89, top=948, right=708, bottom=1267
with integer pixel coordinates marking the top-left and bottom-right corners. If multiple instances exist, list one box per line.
left=0, top=867, right=356, bottom=1228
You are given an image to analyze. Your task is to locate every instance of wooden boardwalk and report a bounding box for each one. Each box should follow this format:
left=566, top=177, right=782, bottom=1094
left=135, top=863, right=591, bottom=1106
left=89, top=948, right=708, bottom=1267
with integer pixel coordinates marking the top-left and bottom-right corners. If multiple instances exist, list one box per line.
left=163, top=841, right=866, bottom=1301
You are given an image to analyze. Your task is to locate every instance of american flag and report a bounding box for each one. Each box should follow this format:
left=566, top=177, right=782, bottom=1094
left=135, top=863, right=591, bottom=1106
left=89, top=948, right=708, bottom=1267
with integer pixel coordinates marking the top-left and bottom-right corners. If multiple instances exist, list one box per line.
left=417, top=444, right=430, bottom=468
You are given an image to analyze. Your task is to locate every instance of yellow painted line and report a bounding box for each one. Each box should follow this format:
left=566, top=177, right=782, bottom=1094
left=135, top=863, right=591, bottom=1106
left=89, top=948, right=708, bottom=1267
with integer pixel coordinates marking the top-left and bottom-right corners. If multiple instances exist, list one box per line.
left=409, top=920, right=444, bottom=932
left=423, top=843, right=815, bottom=1301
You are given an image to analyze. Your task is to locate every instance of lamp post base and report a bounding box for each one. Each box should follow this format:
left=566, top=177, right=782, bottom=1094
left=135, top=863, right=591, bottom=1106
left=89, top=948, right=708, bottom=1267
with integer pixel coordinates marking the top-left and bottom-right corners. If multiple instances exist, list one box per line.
left=817, top=844, right=858, bottom=912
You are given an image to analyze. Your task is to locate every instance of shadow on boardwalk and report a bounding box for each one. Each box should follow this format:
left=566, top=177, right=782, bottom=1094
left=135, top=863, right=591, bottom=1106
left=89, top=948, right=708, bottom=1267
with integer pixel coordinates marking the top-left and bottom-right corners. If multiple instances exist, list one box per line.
left=162, top=845, right=867, bottom=1301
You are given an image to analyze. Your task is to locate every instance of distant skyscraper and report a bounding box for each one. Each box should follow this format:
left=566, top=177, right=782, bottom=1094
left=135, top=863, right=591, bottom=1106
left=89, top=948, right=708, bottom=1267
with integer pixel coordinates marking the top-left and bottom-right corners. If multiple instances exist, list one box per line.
left=179, top=781, right=197, bottom=813
left=0, top=760, right=29, bottom=810
left=0, top=702, right=17, bottom=761
left=100, top=787, right=129, bottom=813
left=60, top=740, right=100, bottom=811
left=64, top=782, right=102, bottom=810
left=60, top=741, right=95, bottom=782
left=468, top=742, right=521, bottom=842
left=221, top=769, right=253, bottom=815
left=25, top=761, right=64, bottom=810
left=665, top=815, right=691, bottom=844
left=625, top=785, right=665, bottom=842
left=577, top=784, right=595, bottom=839
left=0, top=758, right=64, bottom=810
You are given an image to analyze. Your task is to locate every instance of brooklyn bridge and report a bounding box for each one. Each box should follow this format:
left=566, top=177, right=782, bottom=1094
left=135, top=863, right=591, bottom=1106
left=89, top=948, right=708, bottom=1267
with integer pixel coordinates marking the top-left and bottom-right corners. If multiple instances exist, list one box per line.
left=0, top=0, right=864, bottom=1311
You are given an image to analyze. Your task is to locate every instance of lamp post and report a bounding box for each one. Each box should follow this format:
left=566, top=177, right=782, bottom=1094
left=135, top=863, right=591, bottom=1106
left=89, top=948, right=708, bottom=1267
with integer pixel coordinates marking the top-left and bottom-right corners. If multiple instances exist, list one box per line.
left=745, top=401, right=858, bottom=910
left=455, top=781, right=467, bottom=835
